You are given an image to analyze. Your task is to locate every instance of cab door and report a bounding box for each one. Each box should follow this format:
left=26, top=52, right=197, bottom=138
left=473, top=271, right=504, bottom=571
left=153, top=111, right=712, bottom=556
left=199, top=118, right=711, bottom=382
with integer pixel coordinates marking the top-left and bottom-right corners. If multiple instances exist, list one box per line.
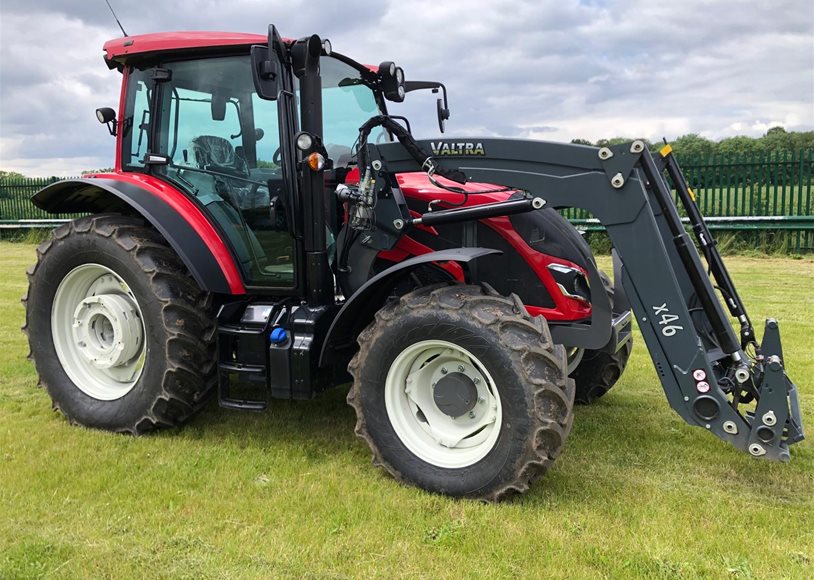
left=134, top=53, right=301, bottom=292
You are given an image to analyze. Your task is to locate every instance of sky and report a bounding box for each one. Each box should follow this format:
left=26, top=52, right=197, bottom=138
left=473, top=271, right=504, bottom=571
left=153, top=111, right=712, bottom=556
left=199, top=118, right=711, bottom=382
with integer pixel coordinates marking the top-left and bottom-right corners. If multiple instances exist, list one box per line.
left=1, top=0, right=812, bottom=176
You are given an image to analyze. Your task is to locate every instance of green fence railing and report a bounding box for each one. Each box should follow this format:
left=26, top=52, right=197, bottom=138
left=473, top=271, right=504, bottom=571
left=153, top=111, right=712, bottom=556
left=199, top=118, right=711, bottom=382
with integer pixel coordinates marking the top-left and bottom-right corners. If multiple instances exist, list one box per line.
left=0, top=176, right=80, bottom=228
left=561, top=149, right=814, bottom=252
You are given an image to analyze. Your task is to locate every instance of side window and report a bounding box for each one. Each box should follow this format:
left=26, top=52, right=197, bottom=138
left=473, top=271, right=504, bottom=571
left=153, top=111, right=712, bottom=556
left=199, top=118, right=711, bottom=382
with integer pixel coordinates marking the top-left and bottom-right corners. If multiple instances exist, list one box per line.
left=122, top=70, right=151, bottom=168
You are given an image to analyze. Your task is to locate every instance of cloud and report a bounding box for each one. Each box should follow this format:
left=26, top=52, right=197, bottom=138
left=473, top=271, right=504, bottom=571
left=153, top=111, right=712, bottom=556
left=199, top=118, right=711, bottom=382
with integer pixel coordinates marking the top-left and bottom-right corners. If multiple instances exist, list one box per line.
left=0, top=0, right=812, bottom=175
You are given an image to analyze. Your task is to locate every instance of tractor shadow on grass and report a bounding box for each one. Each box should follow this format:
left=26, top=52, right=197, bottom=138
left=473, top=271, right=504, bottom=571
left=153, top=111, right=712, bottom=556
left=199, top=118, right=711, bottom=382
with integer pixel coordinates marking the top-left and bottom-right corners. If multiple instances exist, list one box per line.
left=158, top=381, right=811, bottom=507
left=176, top=383, right=363, bottom=461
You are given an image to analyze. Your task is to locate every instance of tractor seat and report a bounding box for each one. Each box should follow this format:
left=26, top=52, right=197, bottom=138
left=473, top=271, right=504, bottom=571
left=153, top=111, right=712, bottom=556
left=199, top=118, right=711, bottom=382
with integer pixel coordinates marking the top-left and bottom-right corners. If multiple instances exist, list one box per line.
left=189, top=135, right=248, bottom=177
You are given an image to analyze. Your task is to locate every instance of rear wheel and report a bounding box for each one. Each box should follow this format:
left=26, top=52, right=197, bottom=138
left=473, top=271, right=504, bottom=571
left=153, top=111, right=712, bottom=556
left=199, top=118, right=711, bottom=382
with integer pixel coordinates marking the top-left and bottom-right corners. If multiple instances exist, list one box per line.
left=348, top=284, right=574, bottom=501
left=23, top=215, right=216, bottom=433
left=571, top=270, right=633, bottom=404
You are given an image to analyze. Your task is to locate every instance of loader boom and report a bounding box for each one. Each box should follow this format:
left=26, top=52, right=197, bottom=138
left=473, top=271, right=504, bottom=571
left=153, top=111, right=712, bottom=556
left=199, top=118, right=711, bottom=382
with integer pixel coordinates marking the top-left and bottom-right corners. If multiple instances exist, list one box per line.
left=358, top=137, right=804, bottom=460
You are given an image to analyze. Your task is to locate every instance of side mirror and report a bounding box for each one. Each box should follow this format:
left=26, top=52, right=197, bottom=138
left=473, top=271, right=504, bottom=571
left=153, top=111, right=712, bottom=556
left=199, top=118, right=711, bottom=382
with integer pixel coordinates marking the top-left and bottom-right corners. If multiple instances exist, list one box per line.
left=251, top=25, right=286, bottom=100
left=436, top=98, right=450, bottom=133
left=95, top=107, right=117, bottom=136
left=403, top=81, right=451, bottom=133
left=251, top=46, right=280, bottom=100
left=255, top=128, right=265, bottom=141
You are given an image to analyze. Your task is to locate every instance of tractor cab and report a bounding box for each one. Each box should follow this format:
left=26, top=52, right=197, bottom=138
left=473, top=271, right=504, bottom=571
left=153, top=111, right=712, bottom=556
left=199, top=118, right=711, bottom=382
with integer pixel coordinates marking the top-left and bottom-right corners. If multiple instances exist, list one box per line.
left=107, top=32, right=391, bottom=293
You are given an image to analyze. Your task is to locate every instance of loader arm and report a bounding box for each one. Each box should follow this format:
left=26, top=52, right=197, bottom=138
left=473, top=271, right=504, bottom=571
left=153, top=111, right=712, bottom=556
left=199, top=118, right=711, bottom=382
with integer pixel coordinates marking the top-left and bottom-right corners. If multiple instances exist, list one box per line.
left=358, top=137, right=803, bottom=460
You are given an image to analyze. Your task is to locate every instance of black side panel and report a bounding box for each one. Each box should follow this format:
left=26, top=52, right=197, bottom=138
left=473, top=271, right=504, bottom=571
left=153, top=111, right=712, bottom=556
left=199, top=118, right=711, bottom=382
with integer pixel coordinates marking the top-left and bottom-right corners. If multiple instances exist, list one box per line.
left=509, top=204, right=594, bottom=270
left=32, top=178, right=234, bottom=294
left=319, top=247, right=501, bottom=367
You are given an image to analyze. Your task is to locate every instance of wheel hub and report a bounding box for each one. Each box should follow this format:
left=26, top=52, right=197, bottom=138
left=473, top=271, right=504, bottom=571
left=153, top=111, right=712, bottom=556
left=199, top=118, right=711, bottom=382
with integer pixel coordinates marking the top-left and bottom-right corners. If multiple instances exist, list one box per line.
left=433, top=372, right=478, bottom=418
left=72, top=293, right=143, bottom=369
left=385, top=340, right=503, bottom=468
left=52, top=264, right=147, bottom=401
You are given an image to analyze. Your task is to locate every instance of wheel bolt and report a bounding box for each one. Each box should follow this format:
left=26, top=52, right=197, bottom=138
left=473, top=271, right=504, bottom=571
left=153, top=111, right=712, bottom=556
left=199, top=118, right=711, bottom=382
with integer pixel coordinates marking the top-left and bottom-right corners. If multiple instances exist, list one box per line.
left=468, top=411, right=476, bottom=419
left=441, top=367, right=448, bottom=374
left=473, top=377, right=480, bottom=384
left=457, top=364, right=465, bottom=372
left=478, top=397, right=485, bottom=405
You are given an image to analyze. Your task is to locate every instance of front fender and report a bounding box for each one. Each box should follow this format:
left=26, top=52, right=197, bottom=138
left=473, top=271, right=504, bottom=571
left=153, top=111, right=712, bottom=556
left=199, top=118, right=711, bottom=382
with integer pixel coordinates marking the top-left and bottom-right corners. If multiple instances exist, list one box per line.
left=319, top=247, right=501, bottom=366
left=32, top=176, right=245, bottom=294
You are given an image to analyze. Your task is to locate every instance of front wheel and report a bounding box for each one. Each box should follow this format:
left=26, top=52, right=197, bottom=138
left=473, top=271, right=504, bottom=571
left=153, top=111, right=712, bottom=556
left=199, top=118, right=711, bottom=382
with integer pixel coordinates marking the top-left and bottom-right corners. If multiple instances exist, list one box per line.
left=23, top=215, right=216, bottom=434
left=348, top=284, right=574, bottom=501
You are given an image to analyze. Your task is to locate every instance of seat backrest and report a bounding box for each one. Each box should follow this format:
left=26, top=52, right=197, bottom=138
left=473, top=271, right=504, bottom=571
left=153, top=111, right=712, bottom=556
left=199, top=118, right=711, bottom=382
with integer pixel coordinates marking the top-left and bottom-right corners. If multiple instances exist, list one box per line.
left=190, top=135, right=236, bottom=168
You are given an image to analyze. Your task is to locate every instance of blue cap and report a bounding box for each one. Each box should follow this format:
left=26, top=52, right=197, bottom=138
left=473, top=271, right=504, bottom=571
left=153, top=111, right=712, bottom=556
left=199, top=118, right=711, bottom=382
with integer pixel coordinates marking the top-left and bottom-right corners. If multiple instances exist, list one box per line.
left=269, top=327, right=288, bottom=344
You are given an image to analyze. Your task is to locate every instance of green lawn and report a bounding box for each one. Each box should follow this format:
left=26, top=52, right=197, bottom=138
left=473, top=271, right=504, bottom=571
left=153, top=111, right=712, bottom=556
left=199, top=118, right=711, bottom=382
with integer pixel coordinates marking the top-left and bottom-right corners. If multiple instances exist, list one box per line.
left=1, top=242, right=812, bottom=578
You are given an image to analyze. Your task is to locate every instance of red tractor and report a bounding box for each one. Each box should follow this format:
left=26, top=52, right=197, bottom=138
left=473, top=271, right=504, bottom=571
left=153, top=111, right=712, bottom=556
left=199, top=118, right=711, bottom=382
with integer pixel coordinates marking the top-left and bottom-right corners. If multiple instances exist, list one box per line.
left=24, top=26, right=802, bottom=501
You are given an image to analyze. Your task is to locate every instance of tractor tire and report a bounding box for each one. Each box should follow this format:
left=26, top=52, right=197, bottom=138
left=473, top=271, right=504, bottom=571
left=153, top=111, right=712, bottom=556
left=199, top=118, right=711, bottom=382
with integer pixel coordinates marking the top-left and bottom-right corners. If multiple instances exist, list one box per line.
left=22, top=214, right=216, bottom=434
left=570, top=270, right=633, bottom=404
left=347, top=284, right=574, bottom=501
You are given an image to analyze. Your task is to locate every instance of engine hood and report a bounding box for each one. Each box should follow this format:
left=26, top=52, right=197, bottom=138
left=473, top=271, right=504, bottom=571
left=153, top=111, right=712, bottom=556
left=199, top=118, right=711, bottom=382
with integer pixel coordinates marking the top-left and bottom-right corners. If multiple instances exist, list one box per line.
left=395, top=172, right=515, bottom=206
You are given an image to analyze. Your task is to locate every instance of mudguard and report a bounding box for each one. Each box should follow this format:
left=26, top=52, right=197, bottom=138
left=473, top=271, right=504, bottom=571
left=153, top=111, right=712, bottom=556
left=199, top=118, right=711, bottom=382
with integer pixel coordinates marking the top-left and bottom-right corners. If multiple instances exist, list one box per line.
left=31, top=176, right=245, bottom=294
left=319, top=247, right=500, bottom=366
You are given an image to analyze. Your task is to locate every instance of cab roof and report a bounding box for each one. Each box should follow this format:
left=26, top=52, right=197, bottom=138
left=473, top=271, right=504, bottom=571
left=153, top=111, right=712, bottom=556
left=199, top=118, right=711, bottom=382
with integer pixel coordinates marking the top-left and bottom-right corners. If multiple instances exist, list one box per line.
left=102, top=31, right=379, bottom=76
left=103, top=31, right=273, bottom=67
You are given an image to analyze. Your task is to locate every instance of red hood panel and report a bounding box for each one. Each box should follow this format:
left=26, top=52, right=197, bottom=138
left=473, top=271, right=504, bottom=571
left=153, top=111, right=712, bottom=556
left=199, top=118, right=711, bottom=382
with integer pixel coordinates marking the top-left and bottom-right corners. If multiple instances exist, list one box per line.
left=395, top=172, right=515, bottom=206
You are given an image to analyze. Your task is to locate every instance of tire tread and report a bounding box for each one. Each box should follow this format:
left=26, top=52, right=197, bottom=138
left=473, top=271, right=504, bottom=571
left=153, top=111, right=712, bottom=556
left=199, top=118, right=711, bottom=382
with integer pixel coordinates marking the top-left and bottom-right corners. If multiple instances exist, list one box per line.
left=22, top=214, right=216, bottom=434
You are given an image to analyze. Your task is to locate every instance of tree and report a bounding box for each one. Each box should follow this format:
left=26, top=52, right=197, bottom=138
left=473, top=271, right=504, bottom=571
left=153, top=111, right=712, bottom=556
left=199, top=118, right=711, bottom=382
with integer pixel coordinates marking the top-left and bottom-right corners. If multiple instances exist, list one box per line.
left=670, top=134, right=716, bottom=160
left=718, top=136, right=759, bottom=157
left=0, top=170, right=27, bottom=181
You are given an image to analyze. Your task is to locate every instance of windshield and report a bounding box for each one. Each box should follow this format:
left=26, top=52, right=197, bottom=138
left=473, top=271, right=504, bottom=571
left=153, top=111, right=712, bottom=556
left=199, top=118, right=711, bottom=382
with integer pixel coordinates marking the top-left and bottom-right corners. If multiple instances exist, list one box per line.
left=318, top=57, right=385, bottom=164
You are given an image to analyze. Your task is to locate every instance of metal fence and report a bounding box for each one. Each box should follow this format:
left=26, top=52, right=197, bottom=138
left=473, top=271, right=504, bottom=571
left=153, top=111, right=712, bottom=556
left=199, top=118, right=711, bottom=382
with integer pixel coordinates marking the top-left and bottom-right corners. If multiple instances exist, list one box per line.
left=2, top=150, right=814, bottom=250
left=0, top=176, right=79, bottom=229
left=563, top=149, right=814, bottom=252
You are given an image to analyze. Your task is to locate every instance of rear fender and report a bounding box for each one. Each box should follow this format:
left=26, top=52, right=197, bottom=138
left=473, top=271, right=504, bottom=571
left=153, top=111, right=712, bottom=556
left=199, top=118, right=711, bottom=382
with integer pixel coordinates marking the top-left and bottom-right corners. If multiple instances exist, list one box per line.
left=31, top=176, right=245, bottom=295
left=319, top=247, right=500, bottom=366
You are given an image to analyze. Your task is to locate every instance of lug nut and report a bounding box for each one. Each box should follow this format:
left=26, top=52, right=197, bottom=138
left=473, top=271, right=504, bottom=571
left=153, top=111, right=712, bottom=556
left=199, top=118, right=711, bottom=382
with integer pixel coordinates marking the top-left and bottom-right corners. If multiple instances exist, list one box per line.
left=468, top=411, right=476, bottom=419
left=441, top=367, right=448, bottom=374
left=458, top=364, right=465, bottom=372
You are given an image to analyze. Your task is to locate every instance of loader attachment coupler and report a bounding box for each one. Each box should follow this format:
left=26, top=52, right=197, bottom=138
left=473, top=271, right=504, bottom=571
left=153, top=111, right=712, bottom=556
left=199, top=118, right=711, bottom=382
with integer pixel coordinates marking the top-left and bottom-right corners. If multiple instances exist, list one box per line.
left=362, top=133, right=805, bottom=461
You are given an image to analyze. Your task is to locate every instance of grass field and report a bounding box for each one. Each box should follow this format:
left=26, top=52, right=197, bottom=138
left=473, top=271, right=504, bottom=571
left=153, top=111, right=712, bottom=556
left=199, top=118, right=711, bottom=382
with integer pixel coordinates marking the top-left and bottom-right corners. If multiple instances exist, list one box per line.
left=1, top=242, right=812, bottom=578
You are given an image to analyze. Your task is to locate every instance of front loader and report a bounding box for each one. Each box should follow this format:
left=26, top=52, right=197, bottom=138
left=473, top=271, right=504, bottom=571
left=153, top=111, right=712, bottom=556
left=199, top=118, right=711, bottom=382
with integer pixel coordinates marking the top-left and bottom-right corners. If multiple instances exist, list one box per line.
left=23, top=25, right=803, bottom=501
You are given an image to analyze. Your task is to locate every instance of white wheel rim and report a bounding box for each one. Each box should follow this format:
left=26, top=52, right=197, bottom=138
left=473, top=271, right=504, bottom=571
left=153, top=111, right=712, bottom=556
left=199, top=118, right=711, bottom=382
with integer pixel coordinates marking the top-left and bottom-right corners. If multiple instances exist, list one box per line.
left=51, top=263, right=146, bottom=401
left=566, top=347, right=585, bottom=374
left=384, top=340, right=503, bottom=468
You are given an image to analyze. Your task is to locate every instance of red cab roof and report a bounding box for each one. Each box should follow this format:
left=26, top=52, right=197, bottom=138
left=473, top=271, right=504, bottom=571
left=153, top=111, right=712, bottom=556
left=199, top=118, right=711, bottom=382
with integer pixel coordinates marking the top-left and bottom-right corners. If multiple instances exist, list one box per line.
left=103, top=31, right=268, bottom=63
